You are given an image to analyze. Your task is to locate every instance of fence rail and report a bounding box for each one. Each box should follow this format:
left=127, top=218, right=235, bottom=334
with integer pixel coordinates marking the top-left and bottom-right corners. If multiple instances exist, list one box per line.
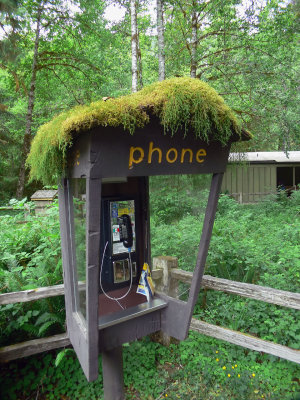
left=0, top=257, right=299, bottom=364
left=0, top=334, right=70, bottom=362
left=171, top=269, right=300, bottom=310
left=0, top=282, right=85, bottom=305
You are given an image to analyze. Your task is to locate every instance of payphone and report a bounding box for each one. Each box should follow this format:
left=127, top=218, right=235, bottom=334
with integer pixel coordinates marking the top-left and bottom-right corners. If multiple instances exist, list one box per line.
left=100, top=199, right=139, bottom=294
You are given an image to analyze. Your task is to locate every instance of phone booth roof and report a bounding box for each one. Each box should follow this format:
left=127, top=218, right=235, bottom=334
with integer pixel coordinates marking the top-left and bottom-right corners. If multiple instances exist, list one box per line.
left=28, top=77, right=250, bottom=183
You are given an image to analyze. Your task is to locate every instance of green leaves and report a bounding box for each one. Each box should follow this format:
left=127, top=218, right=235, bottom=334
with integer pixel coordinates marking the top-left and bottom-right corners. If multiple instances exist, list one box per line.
left=0, top=335, right=299, bottom=399
left=0, top=200, right=65, bottom=346
left=54, top=348, right=75, bottom=367
left=151, top=176, right=300, bottom=355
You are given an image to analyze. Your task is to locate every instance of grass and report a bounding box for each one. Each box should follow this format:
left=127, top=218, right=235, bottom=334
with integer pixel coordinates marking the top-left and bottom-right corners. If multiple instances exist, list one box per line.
left=0, top=335, right=299, bottom=400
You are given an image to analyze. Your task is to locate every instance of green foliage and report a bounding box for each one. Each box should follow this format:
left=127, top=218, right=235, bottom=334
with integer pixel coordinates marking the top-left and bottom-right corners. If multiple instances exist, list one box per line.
left=0, top=177, right=299, bottom=399
left=150, top=174, right=211, bottom=224
left=151, top=177, right=300, bottom=354
left=27, top=77, right=245, bottom=185
left=163, top=0, right=299, bottom=152
left=1, top=0, right=299, bottom=201
left=1, top=336, right=299, bottom=400
left=207, top=191, right=300, bottom=289
left=151, top=182, right=300, bottom=290
left=176, top=334, right=300, bottom=400
left=0, top=200, right=65, bottom=346
left=0, top=350, right=104, bottom=400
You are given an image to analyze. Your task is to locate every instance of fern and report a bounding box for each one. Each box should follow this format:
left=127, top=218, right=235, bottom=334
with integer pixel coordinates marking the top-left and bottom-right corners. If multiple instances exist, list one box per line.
left=35, top=312, right=65, bottom=337
left=0, top=201, right=65, bottom=346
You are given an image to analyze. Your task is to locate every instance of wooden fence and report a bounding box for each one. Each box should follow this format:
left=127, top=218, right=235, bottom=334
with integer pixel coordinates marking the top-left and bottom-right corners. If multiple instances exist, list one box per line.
left=0, top=256, right=299, bottom=364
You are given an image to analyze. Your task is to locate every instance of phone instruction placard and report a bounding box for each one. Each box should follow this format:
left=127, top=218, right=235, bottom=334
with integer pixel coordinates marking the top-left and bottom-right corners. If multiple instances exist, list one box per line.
left=110, top=200, right=135, bottom=255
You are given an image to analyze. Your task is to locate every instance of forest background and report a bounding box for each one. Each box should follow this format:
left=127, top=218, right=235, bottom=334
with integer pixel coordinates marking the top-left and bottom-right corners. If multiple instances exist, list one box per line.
left=0, top=0, right=299, bottom=202
left=0, top=0, right=300, bottom=399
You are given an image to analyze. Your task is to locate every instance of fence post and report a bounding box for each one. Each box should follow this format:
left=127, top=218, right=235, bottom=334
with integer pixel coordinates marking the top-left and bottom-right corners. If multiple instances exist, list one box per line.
left=152, top=256, right=179, bottom=346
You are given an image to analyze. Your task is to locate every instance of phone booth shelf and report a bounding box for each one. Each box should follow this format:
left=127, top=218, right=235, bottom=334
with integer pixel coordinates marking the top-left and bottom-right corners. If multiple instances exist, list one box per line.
left=27, top=78, right=250, bottom=400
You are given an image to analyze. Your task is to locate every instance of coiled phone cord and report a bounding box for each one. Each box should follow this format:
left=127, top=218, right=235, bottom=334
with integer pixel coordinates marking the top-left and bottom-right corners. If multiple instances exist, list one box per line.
left=99, top=241, right=133, bottom=309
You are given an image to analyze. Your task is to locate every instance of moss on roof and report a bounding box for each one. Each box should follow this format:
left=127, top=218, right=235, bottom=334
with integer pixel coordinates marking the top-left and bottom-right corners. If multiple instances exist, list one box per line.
left=27, top=77, right=247, bottom=184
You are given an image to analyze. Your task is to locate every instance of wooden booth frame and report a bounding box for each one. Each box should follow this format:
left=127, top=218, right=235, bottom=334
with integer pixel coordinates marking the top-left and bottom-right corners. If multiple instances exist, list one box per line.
left=58, top=123, right=240, bottom=383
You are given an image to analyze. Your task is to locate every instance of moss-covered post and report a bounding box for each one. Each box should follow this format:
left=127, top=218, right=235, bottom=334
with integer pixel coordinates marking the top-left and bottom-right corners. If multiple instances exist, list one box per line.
left=153, top=256, right=179, bottom=298
left=152, top=256, right=179, bottom=346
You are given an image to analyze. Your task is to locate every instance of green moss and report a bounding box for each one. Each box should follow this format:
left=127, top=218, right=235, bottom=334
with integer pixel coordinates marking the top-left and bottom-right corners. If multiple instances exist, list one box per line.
left=27, top=77, right=246, bottom=184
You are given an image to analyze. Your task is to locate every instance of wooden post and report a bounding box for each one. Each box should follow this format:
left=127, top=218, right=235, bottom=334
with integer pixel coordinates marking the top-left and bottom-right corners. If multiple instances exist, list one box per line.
left=152, top=256, right=179, bottom=345
left=102, top=346, right=125, bottom=400
left=86, top=177, right=102, bottom=381
left=186, top=173, right=224, bottom=317
left=153, top=256, right=179, bottom=298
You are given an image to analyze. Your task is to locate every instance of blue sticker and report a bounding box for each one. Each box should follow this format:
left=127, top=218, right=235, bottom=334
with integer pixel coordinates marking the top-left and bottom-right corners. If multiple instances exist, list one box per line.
left=112, top=209, right=118, bottom=218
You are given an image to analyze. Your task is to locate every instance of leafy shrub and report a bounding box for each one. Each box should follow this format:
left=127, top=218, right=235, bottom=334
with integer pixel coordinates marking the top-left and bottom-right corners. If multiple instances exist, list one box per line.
left=1, top=336, right=299, bottom=400
left=0, top=350, right=104, bottom=400
left=150, top=175, right=210, bottom=224
left=0, top=201, right=65, bottom=346
left=151, top=180, right=300, bottom=357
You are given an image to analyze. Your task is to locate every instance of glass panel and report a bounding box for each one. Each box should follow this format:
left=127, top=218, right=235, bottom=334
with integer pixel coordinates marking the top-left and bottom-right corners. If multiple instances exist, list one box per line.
left=71, top=178, right=87, bottom=318
left=150, top=174, right=212, bottom=303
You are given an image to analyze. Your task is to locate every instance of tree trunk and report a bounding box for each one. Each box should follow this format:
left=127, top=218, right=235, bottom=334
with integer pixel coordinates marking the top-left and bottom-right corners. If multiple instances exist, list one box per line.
left=157, top=0, right=165, bottom=81
left=16, top=4, right=42, bottom=198
left=190, top=4, right=198, bottom=78
left=130, top=0, right=138, bottom=93
left=137, top=26, right=143, bottom=89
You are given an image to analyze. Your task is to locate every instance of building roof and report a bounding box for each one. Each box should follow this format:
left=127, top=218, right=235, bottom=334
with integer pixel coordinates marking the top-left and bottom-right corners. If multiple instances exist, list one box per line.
left=229, top=151, right=300, bottom=164
left=31, top=190, right=58, bottom=200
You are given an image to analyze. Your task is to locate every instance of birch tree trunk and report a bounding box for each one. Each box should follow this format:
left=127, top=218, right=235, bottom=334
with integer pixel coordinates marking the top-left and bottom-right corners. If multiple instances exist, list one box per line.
left=130, top=0, right=138, bottom=93
left=157, top=0, right=165, bottom=81
left=190, top=4, right=198, bottom=78
left=16, top=3, right=43, bottom=198
left=137, top=26, right=143, bottom=89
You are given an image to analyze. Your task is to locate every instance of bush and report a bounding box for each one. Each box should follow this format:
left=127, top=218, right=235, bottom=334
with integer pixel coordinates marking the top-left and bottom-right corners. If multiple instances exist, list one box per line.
left=0, top=201, right=65, bottom=346
left=151, top=182, right=300, bottom=355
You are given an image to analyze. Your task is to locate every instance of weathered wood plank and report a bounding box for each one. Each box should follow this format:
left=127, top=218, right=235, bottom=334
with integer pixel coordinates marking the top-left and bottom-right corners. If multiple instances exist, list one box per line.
left=190, top=318, right=300, bottom=364
left=85, top=177, right=102, bottom=381
left=2, top=270, right=299, bottom=312
left=1, top=319, right=299, bottom=364
left=171, top=270, right=300, bottom=310
left=0, top=333, right=70, bottom=363
left=2, top=270, right=299, bottom=311
left=0, top=282, right=85, bottom=305
left=152, top=268, right=163, bottom=281
left=187, top=173, right=225, bottom=314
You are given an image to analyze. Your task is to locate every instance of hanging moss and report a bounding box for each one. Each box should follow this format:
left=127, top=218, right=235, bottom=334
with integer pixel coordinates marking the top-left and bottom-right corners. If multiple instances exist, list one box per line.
left=27, top=77, right=249, bottom=184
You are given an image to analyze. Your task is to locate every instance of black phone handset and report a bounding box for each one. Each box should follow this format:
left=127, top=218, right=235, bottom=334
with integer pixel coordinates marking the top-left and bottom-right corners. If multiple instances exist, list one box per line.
left=117, top=214, right=133, bottom=250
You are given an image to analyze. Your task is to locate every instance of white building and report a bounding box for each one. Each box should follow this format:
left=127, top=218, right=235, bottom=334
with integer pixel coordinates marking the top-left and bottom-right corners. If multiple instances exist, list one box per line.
left=221, top=152, right=300, bottom=203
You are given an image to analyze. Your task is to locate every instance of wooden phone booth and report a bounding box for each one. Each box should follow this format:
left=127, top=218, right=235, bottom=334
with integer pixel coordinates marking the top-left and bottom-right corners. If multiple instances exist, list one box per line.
left=28, top=78, right=250, bottom=400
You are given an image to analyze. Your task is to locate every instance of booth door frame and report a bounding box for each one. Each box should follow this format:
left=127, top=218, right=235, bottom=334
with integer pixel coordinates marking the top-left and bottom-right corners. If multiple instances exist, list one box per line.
left=58, top=178, right=101, bottom=382
left=157, top=172, right=224, bottom=340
